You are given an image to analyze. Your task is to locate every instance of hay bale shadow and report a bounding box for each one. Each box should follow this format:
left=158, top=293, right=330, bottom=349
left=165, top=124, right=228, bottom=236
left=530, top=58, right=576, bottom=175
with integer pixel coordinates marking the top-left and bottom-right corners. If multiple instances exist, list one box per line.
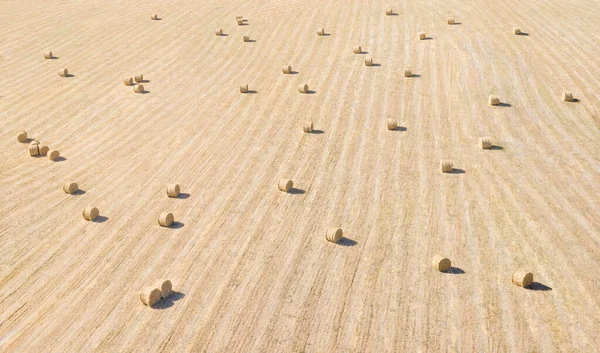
left=93, top=216, right=108, bottom=223
left=527, top=282, right=552, bottom=291
left=177, top=193, right=190, bottom=199
left=444, top=267, right=465, bottom=274
left=337, top=237, right=357, bottom=246
left=451, top=168, right=465, bottom=174
left=153, top=291, right=185, bottom=309
left=288, top=188, right=305, bottom=195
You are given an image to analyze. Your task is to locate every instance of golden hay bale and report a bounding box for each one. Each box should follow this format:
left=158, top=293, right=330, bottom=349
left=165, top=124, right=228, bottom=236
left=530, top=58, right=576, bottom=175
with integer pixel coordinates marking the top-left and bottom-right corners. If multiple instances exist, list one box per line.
left=489, top=95, right=500, bottom=106
left=298, top=84, right=308, bottom=93
left=166, top=184, right=180, bottom=198
left=58, top=68, right=68, bottom=77
left=17, top=131, right=27, bottom=142
left=513, top=28, right=521, bottom=35
left=364, top=57, right=373, bottom=66
left=562, top=91, right=573, bottom=102
left=63, top=182, right=79, bottom=194
left=82, top=206, right=99, bottom=221
left=157, top=279, right=173, bottom=299
left=325, top=227, right=343, bottom=243
left=448, top=18, right=455, bottom=25
left=134, top=85, right=144, bottom=93
left=403, top=68, right=412, bottom=77
left=134, top=74, right=144, bottom=82
left=28, top=144, right=39, bottom=156
left=48, top=149, right=60, bottom=161
left=215, top=28, right=223, bottom=36
left=124, top=77, right=133, bottom=86
left=30, top=139, right=40, bottom=145
left=44, top=51, right=53, bottom=59
left=38, top=145, right=49, bottom=156
left=432, top=255, right=452, bottom=272
left=140, top=287, right=162, bottom=306
left=158, top=212, right=174, bottom=227
left=282, top=65, right=292, bottom=74
left=243, top=35, right=250, bottom=42
left=151, top=14, right=158, bottom=20
left=240, top=84, right=249, bottom=93
left=353, top=45, right=362, bottom=54
left=386, top=9, right=394, bottom=15
left=387, top=119, right=397, bottom=130
left=237, top=19, right=244, bottom=26
left=479, top=137, right=492, bottom=149
left=440, top=160, right=453, bottom=173
left=277, top=179, right=293, bottom=192
left=317, top=28, right=325, bottom=36
left=236, top=15, right=243, bottom=20
left=512, top=268, right=533, bottom=288
left=419, top=32, right=426, bottom=40
left=303, top=122, right=313, bottom=133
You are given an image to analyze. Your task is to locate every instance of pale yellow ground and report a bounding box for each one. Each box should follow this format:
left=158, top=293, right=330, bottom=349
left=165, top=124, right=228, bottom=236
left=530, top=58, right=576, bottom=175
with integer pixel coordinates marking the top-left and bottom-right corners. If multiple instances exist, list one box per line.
left=1, top=0, right=599, bottom=352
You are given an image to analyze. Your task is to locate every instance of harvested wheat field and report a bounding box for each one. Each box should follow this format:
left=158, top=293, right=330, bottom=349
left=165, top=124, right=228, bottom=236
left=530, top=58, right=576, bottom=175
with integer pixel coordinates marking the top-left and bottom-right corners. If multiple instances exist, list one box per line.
left=1, top=0, right=600, bottom=352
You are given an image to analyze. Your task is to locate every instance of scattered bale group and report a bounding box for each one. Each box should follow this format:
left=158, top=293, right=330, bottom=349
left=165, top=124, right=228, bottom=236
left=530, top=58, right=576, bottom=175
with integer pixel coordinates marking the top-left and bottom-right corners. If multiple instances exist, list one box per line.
left=17, top=131, right=27, bottom=142
left=479, top=137, right=493, bottom=149
left=403, top=68, right=412, bottom=77
left=513, top=28, right=521, bottom=35
left=387, top=119, right=397, bottom=130
left=282, top=65, right=292, bottom=74
left=58, top=68, right=68, bottom=77
left=353, top=45, right=362, bottom=54
left=489, top=95, right=500, bottom=106
left=63, top=182, right=79, bottom=194
left=48, top=149, right=60, bottom=161
left=166, top=184, right=180, bottom=198
left=317, top=28, right=325, bottom=36
left=562, top=91, right=574, bottom=102
left=134, top=74, right=144, bottom=83
left=303, top=122, right=313, bottom=133
left=158, top=212, right=174, bottom=227
left=240, top=84, right=249, bottom=93
left=512, top=268, right=533, bottom=288
left=298, top=84, right=309, bottom=93
left=215, top=28, right=223, bottom=36
left=440, top=160, right=453, bottom=173
left=419, top=32, right=426, bottom=40
left=44, top=51, right=53, bottom=59
left=432, top=255, right=452, bottom=272
left=365, top=57, right=374, bottom=66
left=278, top=179, right=293, bottom=192
left=83, top=206, right=99, bottom=221
left=140, top=279, right=173, bottom=307
left=124, top=77, right=133, bottom=86
left=243, top=35, right=250, bottom=42
left=134, top=85, right=144, bottom=93
left=325, top=227, right=343, bottom=243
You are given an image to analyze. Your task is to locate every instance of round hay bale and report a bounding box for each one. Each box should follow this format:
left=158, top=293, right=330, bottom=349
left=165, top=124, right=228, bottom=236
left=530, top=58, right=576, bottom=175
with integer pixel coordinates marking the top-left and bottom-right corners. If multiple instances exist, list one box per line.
left=403, top=68, right=412, bottom=77
left=243, top=35, right=250, bottom=42
left=365, top=57, right=373, bottom=66
left=440, top=160, right=453, bottom=173
left=166, top=183, right=180, bottom=198
left=240, top=84, right=249, bottom=93
left=387, top=119, right=397, bottom=130
left=215, top=28, right=223, bottom=36
left=44, top=51, right=53, bottom=59
left=489, top=95, right=500, bottom=106
left=282, top=65, right=292, bottom=74
left=277, top=179, right=293, bottom=192
left=30, top=139, right=40, bottom=146
left=28, top=144, right=39, bottom=156
left=151, top=14, right=158, bottom=20
left=432, top=255, right=451, bottom=272
left=38, top=145, right=49, bottom=156
left=236, top=15, right=243, bottom=20
left=298, top=84, right=308, bottom=93
left=303, top=122, right=313, bottom=133
left=124, top=77, right=133, bottom=86
left=448, top=18, right=455, bottom=25
left=386, top=9, right=393, bottom=15
left=82, top=206, right=99, bottom=221
left=562, top=91, right=573, bottom=102
left=48, top=149, right=60, bottom=161
left=156, top=279, right=173, bottom=299
left=317, top=28, right=325, bottom=36
left=479, top=137, right=492, bottom=149
left=58, top=68, right=68, bottom=77
left=158, top=212, right=174, bottom=227
left=325, top=227, right=343, bottom=243
left=353, top=45, right=362, bottom=54
left=134, top=74, right=144, bottom=83
left=63, top=182, right=79, bottom=194
left=512, top=268, right=533, bottom=288
left=140, top=287, right=162, bottom=306
left=17, top=131, right=27, bottom=143
left=134, top=85, right=144, bottom=93
left=513, top=28, right=521, bottom=35
left=237, top=19, right=244, bottom=26
left=419, top=32, right=426, bottom=40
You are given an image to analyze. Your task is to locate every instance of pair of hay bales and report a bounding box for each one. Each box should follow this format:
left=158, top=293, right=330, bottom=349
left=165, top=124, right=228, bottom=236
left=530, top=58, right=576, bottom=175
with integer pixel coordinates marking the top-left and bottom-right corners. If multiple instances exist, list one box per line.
left=140, top=279, right=173, bottom=307
left=28, top=140, right=60, bottom=160
left=83, top=206, right=100, bottom=221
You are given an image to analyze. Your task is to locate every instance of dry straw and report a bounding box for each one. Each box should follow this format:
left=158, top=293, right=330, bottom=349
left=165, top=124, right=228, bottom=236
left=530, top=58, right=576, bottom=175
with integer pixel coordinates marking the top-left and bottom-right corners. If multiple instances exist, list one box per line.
left=17, top=131, right=27, bottom=142
left=303, top=122, right=313, bottom=133
left=489, top=95, right=500, bottom=106
left=134, top=74, right=143, bottom=82
left=215, top=28, right=223, bottom=36
left=48, top=150, right=60, bottom=160
left=28, top=144, right=39, bottom=156
left=298, top=84, right=308, bottom=93
left=124, top=77, right=133, bottom=86
left=479, top=137, right=492, bottom=149
left=140, top=287, right=162, bottom=306
left=157, top=279, right=173, bottom=299
left=387, top=119, right=397, bottom=130
left=134, top=85, right=144, bottom=93
left=158, top=212, right=174, bottom=227
left=325, top=227, right=343, bottom=243
left=278, top=179, right=293, bottom=192
left=440, top=160, right=453, bottom=173
left=282, top=65, right=292, bottom=74
left=512, top=268, right=533, bottom=288
left=432, top=255, right=452, bottom=272
left=419, top=32, right=426, bottom=40
left=365, top=57, right=373, bottom=66
left=353, top=45, right=362, bottom=54
left=317, top=28, right=325, bottom=36
left=243, top=35, right=250, bottom=42
left=63, top=182, right=79, bottom=194
left=562, top=91, right=573, bottom=102
left=44, top=52, right=53, bottom=59
left=58, top=69, right=68, bottom=77
left=240, top=84, right=249, bottom=93
left=166, top=184, right=180, bottom=198
left=403, top=68, right=412, bottom=77
left=38, top=145, right=49, bottom=156
left=82, top=206, right=99, bottom=221
left=513, top=28, right=521, bottom=35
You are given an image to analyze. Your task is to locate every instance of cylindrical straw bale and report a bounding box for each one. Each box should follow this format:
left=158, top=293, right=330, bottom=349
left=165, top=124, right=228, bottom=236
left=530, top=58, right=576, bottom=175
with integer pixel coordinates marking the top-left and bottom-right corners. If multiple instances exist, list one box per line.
left=237, top=19, right=244, bottom=25
left=448, top=18, right=455, bottom=25
left=419, top=32, right=426, bottom=40
left=48, top=149, right=60, bottom=161
left=479, top=137, right=492, bottom=149
left=317, top=28, right=325, bottom=36
left=124, top=77, right=133, bottom=86
left=63, top=182, right=79, bottom=194
left=298, top=84, right=308, bottom=93
left=236, top=15, right=243, bottom=20
left=512, top=268, right=533, bottom=288
left=44, top=52, right=53, bottom=59
left=28, top=144, right=39, bottom=156
left=151, top=14, right=158, bottom=20
left=134, top=85, right=144, bottom=93
left=513, top=28, right=521, bottom=35
left=386, top=9, right=393, bottom=15
left=440, top=160, right=453, bottom=173
left=432, top=255, right=452, bottom=272
left=240, top=84, right=249, bottom=93
left=489, top=95, right=500, bottom=106
left=303, top=122, right=313, bottom=133
left=38, top=145, right=49, bottom=156
left=365, top=57, right=373, bottom=66
left=353, top=45, right=362, bottom=54
left=562, top=91, right=573, bottom=102
left=158, top=212, right=174, bottom=227
left=82, top=206, right=99, bottom=221
left=166, top=184, right=180, bottom=198
left=156, top=279, right=172, bottom=299
left=387, top=119, right=397, bottom=130
left=325, top=227, right=343, bottom=243
left=17, top=131, right=27, bottom=142
left=403, top=68, right=412, bottom=77
left=140, top=287, right=162, bottom=306
left=58, top=68, right=68, bottom=77
left=134, top=74, right=144, bottom=82
left=278, top=179, right=293, bottom=192
left=215, top=28, right=223, bottom=36
left=243, top=35, right=250, bottom=42
left=282, top=65, right=292, bottom=74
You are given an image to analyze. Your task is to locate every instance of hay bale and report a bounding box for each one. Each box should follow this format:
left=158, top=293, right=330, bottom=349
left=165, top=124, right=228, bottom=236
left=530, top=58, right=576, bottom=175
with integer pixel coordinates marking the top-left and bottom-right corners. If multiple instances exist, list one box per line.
left=489, top=95, right=500, bottom=106
left=215, top=28, right=223, bottom=36
left=140, top=287, right=162, bottom=306
left=513, top=28, right=521, bottom=35
left=134, top=74, right=143, bottom=83
left=403, top=68, right=412, bottom=77
left=562, top=91, right=573, bottom=102
left=58, top=68, right=68, bottom=77
left=44, top=52, right=53, bottom=59
left=151, top=14, right=158, bottom=20
left=277, top=179, right=293, bottom=192
left=512, top=268, right=533, bottom=288
left=448, top=18, right=455, bottom=25
left=353, top=45, right=362, bottom=54
left=317, top=28, right=325, bottom=36
left=63, top=182, right=79, bottom=194
left=282, top=65, right=292, bottom=74
left=240, top=84, right=249, bottom=93
left=325, top=227, right=343, bottom=243
left=386, top=9, right=393, bottom=15
left=156, top=279, right=172, bottom=299
left=82, top=206, right=99, bottom=221
left=236, top=15, right=243, bottom=20
left=387, top=119, right=397, bottom=130
left=298, top=84, right=308, bottom=93
left=124, top=77, right=133, bottom=86
left=365, top=57, right=373, bottom=66
left=158, top=212, right=174, bottom=227
left=48, top=149, right=60, bottom=161
left=134, top=85, right=144, bottom=93
left=419, top=32, right=426, bottom=40
left=166, top=184, right=180, bottom=198
left=432, top=255, right=452, bottom=272
left=440, top=160, right=453, bottom=173
left=303, top=122, right=313, bottom=133
left=17, top=131, right=27, bottom=142
left=479, top=137, right=492, bottom=149
left=243, top=35, right=250, bottom=42
left=237, top=19, right=244, bottom=26
left=38, top=145, right=49, bottom=156
left=28, top=144, right=39, bottom=156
